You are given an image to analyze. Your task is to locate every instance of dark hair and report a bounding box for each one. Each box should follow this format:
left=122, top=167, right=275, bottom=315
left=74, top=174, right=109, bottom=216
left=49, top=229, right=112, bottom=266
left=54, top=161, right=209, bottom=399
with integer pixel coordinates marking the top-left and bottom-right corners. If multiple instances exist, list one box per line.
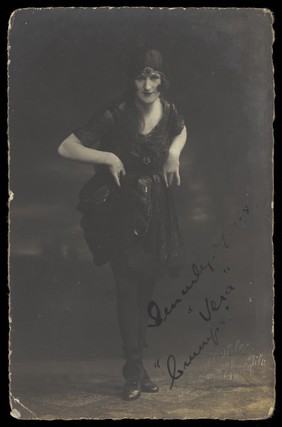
left=126, top=48, right=169, bottom=99
left=123, top=49, right=169, bottom=134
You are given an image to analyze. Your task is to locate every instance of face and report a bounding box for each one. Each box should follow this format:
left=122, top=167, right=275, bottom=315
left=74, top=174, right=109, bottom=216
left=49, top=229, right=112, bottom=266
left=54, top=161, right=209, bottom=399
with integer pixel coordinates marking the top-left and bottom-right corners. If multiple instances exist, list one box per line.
left=134, top=67, right=162, bottom=104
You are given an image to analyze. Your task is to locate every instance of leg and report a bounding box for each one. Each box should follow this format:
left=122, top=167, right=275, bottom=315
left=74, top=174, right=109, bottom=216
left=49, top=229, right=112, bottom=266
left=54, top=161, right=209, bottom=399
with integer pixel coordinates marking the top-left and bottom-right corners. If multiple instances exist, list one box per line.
left=111, top=267, right=145, bottom=400
left=137, top=274, right=157, bottom=352
left=137, top=274, right=159, bottom=393
left=110, top=265, right=159, bottom=399
left=111, top=268, right=144, bottom=369
left=112, top=268, right=139, bottom=359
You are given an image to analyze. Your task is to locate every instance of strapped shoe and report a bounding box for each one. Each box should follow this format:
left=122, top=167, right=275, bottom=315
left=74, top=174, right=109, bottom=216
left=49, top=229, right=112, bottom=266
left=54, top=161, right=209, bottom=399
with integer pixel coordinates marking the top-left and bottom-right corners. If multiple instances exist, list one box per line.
left=122, top=378, right=141, bottom=401
left=141, top=373, right=159, bottom=393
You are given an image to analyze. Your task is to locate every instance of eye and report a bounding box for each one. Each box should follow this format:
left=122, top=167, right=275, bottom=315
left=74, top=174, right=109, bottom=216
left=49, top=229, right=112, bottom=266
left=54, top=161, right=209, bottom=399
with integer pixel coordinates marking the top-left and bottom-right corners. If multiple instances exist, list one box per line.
left=135, top=75, right=145, bottom=81
left=151, top=74, right=161, bottom=81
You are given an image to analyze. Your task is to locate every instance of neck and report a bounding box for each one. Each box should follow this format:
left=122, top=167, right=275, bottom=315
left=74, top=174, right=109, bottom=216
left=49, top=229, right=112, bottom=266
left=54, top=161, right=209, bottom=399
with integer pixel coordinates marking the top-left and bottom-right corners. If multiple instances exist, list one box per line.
left=134, top=96, right=161, bottom=116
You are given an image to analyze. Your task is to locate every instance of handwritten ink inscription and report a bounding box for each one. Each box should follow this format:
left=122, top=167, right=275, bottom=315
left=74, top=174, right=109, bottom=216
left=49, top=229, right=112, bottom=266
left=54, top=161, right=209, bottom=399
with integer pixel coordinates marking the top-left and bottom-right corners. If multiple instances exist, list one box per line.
left=149, top=205, right=250, bottom=390
left=167, top=284, right=235, bottom=389
left=199, top=285, right=235, bottom=322
left=148, top=262, right=214, bottom=327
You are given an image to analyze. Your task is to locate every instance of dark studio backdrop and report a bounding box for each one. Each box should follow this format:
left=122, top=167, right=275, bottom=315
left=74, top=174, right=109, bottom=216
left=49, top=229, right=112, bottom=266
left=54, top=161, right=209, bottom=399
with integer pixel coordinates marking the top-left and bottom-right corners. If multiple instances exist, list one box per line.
left=9, top=8, right=273, bottom=364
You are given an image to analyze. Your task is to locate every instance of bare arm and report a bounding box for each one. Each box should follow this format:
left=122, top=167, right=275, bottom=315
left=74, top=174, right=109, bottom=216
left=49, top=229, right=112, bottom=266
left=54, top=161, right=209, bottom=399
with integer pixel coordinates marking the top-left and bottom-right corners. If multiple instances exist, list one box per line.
left=163, top=125, right=187, bottom=187
left=58, top=133, right=126, bottom=187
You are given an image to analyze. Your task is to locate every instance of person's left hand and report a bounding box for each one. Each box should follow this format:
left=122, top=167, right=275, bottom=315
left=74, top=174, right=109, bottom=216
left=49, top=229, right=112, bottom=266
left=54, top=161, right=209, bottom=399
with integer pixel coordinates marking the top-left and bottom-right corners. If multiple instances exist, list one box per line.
left=162, top=149, right=181, bottom=187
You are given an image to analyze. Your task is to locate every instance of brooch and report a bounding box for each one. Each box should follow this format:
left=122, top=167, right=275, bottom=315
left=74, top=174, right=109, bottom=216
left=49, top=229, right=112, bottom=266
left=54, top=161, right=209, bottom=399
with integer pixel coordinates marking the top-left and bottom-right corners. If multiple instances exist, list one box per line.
left=143, top=155, right=151, bottom=165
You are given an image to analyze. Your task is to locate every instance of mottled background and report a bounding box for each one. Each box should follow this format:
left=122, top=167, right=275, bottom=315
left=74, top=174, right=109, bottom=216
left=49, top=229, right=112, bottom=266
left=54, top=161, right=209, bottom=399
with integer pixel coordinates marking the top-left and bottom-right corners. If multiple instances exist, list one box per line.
left=9, top=8, right=273, bottom=363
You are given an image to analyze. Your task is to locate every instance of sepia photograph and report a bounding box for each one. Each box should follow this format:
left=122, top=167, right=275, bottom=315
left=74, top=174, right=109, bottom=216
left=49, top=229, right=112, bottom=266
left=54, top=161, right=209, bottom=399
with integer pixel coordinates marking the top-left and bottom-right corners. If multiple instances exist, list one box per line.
left=8, top=7, right=275, bottom=420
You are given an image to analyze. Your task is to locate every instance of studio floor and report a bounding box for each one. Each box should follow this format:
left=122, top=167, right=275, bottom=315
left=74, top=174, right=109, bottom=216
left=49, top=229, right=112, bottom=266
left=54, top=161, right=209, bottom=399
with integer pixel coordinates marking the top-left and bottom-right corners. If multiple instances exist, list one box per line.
left=10, top=354, right=275, bottom=420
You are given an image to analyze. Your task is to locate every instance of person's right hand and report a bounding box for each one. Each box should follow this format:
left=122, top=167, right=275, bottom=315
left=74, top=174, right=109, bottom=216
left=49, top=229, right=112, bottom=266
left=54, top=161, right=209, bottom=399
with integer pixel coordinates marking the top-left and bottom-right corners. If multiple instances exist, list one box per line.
left=105, top=152, right=126, bottom=187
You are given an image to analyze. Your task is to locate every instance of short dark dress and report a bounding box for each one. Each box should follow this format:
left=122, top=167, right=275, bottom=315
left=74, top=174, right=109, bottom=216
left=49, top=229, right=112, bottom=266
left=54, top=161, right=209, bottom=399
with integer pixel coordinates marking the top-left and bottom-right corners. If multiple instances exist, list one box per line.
left=74, top=97, right=185, bottom=279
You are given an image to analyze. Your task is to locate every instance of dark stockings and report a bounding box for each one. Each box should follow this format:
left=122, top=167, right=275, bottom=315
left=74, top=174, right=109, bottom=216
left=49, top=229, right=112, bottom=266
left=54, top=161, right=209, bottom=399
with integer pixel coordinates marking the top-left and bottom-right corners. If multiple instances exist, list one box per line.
left=111, top=267, right=157, bottom=381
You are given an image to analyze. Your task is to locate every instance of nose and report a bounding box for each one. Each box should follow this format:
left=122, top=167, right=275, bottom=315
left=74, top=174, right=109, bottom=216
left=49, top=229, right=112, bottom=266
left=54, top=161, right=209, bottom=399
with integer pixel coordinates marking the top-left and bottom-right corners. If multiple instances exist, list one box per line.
left=144, top=77, right=152, bottom=91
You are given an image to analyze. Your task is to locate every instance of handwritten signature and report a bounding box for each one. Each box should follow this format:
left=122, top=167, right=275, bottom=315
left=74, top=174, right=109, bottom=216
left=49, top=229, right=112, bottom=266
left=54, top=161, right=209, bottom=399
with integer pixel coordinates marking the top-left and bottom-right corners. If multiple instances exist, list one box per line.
left=167, top=326, right=221, bottom=390
left=151, top=204, right=249, bottom=389
left=167, top=284, right=235, bottom=389
left=148, top=205, right=249, bottom=328
left=148, top=261, right=214, bottom=327
left=199, top=285, right=235, bottom=322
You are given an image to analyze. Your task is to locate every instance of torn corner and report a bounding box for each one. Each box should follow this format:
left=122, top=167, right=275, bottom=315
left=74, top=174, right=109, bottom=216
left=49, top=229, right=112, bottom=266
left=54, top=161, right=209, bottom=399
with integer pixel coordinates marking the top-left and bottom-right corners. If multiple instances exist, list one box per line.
left=10, top=394, right=39, bottom=420
left=10, top=408, right=21, bottom=419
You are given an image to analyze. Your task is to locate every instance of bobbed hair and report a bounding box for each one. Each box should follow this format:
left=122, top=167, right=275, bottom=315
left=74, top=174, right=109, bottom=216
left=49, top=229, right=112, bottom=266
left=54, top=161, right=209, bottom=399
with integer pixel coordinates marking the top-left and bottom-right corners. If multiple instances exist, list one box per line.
left=122, top=48, right=169, bottom=136
left=126, top=48, right=169, bottom=98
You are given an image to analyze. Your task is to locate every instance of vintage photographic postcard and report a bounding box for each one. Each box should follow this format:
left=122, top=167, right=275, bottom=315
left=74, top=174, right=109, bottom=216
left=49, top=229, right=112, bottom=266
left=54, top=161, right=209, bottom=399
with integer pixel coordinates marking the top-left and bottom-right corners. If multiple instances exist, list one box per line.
left=8, top=7, right=275, bottom=420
